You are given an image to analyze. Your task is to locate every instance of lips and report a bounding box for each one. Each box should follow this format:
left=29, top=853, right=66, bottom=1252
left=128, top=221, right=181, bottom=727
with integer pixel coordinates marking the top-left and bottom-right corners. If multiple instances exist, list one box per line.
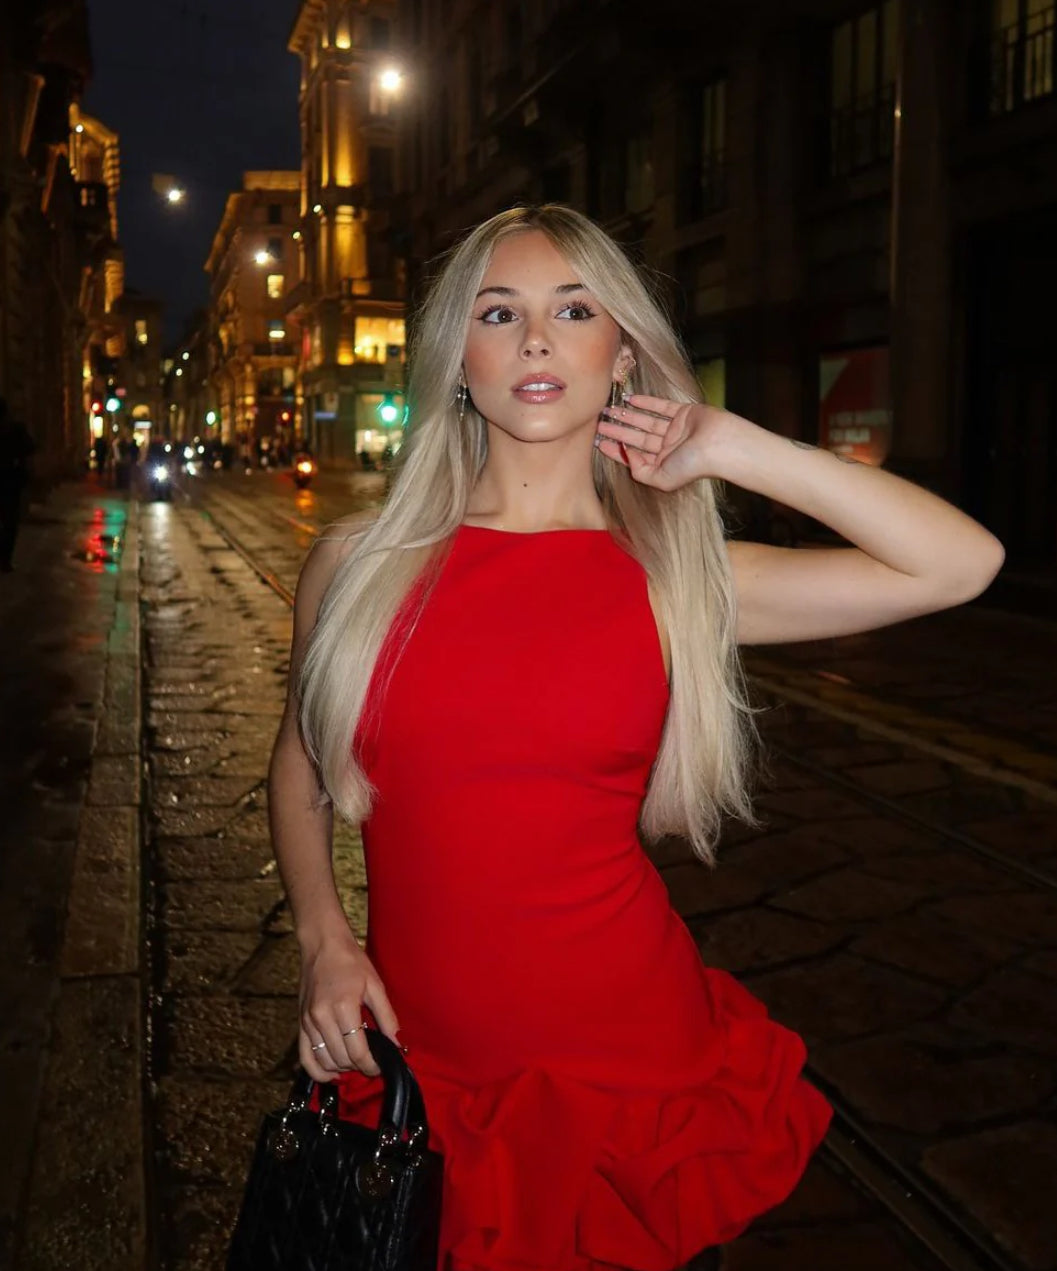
left=512, top=374, right=566, bottom=404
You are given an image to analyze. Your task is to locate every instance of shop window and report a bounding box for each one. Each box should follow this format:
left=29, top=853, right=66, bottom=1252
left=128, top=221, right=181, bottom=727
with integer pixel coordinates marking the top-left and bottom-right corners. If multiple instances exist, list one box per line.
left=989, top=0, right=1055, bottom=113
left=354, top=316, right=406, bottom=363
left=828, top=1, right=897, bottom=176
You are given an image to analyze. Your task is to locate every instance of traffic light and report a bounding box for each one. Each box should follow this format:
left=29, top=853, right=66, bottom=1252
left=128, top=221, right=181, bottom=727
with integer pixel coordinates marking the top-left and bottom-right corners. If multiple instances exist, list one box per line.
left=376, top=393, right=400, bottom=425
left=105, top=395, right=122, bottom=413
left=90, top=399, right=103, bottom=416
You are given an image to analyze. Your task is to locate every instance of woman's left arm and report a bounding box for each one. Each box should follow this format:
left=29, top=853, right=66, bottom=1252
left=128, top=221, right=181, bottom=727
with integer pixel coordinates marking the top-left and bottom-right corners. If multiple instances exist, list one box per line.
left=596, top=398, right=1005, bottom=646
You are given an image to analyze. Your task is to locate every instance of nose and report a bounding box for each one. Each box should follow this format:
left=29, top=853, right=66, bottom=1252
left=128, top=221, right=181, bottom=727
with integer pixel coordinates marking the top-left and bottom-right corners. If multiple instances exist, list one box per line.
left=519, top=317, right=551, bottom=359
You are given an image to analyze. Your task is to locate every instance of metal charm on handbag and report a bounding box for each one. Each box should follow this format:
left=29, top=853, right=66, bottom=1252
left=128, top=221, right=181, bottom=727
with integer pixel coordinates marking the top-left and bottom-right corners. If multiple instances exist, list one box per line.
left=226, top=1030, right=443, bottom=1271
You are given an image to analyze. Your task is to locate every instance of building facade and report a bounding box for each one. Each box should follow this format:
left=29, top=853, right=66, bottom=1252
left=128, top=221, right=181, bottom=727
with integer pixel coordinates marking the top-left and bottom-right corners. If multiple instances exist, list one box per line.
left=396, top=0, right=1057, bottom=565
left=0, top=0, right=107, bottom=482
left=287, top=0, right=406, bottom=465
left=204, top=172, right=301, bottom=454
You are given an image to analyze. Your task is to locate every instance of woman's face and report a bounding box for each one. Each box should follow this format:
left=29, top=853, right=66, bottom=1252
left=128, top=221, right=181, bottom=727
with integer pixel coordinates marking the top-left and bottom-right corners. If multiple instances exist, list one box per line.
left=462, top=230, right=631, bottom=445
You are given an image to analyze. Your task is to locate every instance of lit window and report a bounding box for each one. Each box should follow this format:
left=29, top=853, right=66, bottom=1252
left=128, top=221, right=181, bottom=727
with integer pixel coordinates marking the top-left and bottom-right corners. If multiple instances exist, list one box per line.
left=266, top=274, right=284, bottom=299
left=135, top=319, right=148, bottom=346
left=353, top=316, right=406, bottom=363
left=268, top=321, right=286, bottom=341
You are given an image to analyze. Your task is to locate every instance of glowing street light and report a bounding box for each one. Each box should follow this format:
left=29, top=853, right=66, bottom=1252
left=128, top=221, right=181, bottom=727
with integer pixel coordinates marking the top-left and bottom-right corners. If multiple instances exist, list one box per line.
left=166, top=187, right=185, bottom=204
left=254, top=249, right=273, bottom=266
left=378, top=67, right=403, bottom=94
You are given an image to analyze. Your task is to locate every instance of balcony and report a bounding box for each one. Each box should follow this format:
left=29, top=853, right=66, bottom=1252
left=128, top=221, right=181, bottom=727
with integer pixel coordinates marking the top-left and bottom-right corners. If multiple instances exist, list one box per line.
left=986, top=16, right=1055, bottom=116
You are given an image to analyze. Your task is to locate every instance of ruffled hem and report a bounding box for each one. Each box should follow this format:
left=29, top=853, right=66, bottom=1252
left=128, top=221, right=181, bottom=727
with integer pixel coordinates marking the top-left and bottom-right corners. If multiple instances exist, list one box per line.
left=336, top=993, right=830, bottom=1271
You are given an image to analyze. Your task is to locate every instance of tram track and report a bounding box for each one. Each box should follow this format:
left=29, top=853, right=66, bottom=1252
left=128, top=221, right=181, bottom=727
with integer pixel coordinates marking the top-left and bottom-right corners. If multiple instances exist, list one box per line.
left=191, top=486, right=1051, bottom=1271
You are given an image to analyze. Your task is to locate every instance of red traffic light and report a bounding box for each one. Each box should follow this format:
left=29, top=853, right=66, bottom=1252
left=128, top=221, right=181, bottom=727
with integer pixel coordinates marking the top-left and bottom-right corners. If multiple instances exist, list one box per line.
left=90, top=399, right=103, bottom=414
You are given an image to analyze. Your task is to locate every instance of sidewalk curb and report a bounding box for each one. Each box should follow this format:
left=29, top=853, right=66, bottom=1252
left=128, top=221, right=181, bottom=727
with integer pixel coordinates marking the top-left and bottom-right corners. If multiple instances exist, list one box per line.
left=17, top=502, right=147, bottom=1271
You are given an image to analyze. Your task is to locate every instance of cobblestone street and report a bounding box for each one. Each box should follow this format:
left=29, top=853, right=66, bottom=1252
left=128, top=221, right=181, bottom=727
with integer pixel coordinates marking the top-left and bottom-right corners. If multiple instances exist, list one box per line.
left=5, top=473, right=1056, bottom=1270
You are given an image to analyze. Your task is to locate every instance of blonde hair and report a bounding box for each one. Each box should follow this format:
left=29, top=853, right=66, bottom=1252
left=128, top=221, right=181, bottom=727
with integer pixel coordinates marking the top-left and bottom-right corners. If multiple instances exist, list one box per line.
left=300, top=205, right=756, bottom=863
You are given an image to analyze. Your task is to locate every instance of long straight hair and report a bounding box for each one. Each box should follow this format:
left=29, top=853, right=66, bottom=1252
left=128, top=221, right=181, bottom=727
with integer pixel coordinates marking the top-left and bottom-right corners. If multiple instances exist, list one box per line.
left=300, top=206, right=756, bottom=863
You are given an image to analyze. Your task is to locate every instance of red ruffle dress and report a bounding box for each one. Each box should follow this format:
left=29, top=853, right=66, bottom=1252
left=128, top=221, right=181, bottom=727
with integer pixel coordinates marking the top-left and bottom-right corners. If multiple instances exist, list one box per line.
left=338, top=526, right=831, bottom=1271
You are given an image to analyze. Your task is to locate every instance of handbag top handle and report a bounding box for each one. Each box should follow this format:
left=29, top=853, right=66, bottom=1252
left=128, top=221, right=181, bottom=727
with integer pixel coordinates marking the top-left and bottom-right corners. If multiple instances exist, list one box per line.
left=289, top=1029, right=431, bottom=1148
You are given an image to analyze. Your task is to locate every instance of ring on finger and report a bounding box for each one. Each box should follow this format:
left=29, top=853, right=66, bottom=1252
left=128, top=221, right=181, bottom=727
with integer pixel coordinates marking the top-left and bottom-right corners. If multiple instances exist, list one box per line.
left=341, top=1024, right=364, bottom=1038
left=310, top=1040, right=328, bottom=1053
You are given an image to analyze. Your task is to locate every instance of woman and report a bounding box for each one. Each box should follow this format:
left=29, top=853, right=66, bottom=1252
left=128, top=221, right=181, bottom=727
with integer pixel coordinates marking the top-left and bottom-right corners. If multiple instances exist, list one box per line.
left=268, top=206, right=1003, bottom=1270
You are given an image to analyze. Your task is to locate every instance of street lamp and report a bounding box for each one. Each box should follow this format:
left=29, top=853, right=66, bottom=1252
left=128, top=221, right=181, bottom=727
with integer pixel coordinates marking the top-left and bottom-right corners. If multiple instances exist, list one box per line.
left=254, top=249, right=273, bottom=266
left=378, top=67, right=403, bottom=95
left=166, top=187, right=185, bottom=204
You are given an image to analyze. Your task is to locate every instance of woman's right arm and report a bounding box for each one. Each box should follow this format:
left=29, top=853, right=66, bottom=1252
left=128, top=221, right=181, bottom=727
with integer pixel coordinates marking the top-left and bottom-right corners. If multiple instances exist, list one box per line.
left=268, top=523, right=397, bottom=1080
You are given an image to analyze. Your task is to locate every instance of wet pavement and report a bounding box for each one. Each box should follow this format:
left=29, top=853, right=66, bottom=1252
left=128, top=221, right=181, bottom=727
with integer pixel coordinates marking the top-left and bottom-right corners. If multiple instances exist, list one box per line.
left=5, top=470, right=1057, bottom=1270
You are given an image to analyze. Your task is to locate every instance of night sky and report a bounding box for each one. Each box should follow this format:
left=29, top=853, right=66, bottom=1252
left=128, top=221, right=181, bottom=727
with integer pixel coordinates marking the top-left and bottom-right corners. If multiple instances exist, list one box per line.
left=83, top=0, right=302, bottom=345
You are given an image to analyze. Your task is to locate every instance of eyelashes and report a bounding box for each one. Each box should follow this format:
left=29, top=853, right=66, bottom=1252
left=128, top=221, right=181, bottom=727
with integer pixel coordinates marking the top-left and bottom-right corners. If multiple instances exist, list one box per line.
left=475, top=300, right=599, bottom=324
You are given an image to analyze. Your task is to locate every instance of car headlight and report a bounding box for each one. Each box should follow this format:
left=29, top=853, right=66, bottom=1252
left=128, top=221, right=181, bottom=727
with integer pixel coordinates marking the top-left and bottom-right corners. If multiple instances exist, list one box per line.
left=152, top=465, right=169, bottom=481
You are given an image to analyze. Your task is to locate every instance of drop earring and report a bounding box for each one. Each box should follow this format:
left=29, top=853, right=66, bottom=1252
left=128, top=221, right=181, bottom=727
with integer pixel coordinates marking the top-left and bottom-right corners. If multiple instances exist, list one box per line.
left=456, top=378, right=468, bottom=424
left=609, top=360, right=634, bottom=409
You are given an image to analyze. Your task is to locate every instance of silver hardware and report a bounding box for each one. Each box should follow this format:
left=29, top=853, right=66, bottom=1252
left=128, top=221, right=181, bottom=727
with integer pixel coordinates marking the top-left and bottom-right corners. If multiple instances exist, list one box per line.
left=356, top=1158, right=396, bottom=1201
left=269, top=1125, right=300, bottom=1162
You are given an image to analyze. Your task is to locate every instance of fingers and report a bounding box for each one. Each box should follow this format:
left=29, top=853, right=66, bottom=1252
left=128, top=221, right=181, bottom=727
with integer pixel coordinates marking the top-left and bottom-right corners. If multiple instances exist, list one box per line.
left=596, top=415, right=664, bottom=454
left=622, top=393, right=681, bottom=418
left=299, top=1029, right=337, bottom=1083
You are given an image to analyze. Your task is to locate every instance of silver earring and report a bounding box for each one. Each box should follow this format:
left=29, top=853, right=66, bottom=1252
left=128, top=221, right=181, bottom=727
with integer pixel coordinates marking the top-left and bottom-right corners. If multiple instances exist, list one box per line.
left=456, top=381, right=468, bottom=424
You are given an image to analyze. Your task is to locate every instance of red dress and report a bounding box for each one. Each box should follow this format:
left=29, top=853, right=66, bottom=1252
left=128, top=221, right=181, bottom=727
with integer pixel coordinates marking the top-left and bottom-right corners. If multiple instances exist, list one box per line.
left=339, top=526, right=831, bottom=1271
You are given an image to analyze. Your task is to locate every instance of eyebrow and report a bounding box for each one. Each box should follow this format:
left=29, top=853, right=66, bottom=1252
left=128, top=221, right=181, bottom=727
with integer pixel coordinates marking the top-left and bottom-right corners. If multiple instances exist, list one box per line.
left=474, top=282, right=589, bottom=299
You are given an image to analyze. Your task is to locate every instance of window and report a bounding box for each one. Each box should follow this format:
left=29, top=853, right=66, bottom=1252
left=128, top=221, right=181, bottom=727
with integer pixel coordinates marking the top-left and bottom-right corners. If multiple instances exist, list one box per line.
left=268, top=236, right=283, bottom=260
left=370, top=17, right=391, bottom=48
left=828, top=1, right=897, bottom=176
left=268, top=320, right=286, bottom=341
left=678, top=78, right=727, bottom=221
left=266, top=274, right=284, bottom=299
left=135, top=319, right=148, bottom=346
left=267, top=203, right=282, bottom=224
left=625, top=129, right=655, bottom=214
left=368, top=146, right=394, bottom=197
left=354, top=316, right=406, bottom=363
left=990, top=0, right=1055, bottom=113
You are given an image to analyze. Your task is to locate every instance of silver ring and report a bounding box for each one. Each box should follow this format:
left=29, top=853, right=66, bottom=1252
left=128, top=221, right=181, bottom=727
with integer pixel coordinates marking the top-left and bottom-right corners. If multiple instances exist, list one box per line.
left=310, top=1041, right=328, bottom=1052
left=341, top=1025, right=364, bottom=1038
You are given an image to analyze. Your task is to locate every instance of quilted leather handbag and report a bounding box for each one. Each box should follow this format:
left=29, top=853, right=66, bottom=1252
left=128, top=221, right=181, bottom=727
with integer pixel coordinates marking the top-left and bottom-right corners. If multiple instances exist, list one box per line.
left=227, top=1030, right=443, bottom=1270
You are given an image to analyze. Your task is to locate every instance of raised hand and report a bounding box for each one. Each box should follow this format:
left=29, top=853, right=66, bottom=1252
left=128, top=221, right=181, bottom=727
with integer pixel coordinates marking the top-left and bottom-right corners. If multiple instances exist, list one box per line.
left=595, top=395, right=733, bottom=491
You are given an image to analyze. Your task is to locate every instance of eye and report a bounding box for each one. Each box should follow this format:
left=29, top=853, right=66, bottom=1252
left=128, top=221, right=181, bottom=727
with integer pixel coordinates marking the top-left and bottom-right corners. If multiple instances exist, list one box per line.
left=557, top=300, right=597, bottom=321
left=478, top=304, right=518, bottom=324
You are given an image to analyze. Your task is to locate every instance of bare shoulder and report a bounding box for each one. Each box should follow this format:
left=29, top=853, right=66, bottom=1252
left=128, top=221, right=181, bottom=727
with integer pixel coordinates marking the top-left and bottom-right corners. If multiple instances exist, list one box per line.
left=296, top=512, right=378, bottom=617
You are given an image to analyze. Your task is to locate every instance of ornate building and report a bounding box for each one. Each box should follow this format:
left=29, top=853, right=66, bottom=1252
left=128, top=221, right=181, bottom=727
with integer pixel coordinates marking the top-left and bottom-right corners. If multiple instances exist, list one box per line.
left=205, top=172, right=300, bottom=452
left=0, top=0, right=108, bottom=481
left=287, top=0, right=405, bottom=464
left=68, top=103, right=125, bottom=452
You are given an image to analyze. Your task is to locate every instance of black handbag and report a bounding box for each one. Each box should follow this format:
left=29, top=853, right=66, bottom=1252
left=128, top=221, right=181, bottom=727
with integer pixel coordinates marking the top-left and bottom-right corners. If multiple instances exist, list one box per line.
left=227, top=1030, right=444, bottom=1271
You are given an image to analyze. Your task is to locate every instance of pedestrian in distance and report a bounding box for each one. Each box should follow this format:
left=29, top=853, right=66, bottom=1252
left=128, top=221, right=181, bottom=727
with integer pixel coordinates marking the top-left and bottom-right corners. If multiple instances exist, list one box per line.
left=0, top=397, right=36, bottom=573
left=267, top=206, right=1004, bottom=1270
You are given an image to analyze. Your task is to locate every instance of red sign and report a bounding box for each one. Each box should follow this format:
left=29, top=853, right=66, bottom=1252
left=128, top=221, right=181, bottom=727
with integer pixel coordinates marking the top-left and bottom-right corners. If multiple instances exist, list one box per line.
left=818, top=346, right=891, bottom=466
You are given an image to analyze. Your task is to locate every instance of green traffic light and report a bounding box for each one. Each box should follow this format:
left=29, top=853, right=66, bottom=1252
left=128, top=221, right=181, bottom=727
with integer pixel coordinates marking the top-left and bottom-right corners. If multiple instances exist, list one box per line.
left=105, top=395, right=122, bottom=412
left=378, top=401, right=399, bottom=424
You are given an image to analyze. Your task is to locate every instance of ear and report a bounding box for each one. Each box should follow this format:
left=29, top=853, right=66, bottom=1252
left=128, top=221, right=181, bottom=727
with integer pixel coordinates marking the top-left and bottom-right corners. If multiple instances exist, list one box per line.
left=612, top=342, right=636, bottom=382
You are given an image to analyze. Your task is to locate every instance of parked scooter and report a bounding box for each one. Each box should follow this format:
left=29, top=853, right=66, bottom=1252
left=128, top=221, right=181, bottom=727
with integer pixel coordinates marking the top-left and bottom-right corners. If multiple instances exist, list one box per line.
left=292, top=453, right=316, bottom=490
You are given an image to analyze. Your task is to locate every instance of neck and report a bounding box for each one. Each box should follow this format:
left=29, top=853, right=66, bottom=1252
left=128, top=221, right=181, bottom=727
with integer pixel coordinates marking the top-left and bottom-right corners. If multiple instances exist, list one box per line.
left=466, top=422, right=606, bottom=532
